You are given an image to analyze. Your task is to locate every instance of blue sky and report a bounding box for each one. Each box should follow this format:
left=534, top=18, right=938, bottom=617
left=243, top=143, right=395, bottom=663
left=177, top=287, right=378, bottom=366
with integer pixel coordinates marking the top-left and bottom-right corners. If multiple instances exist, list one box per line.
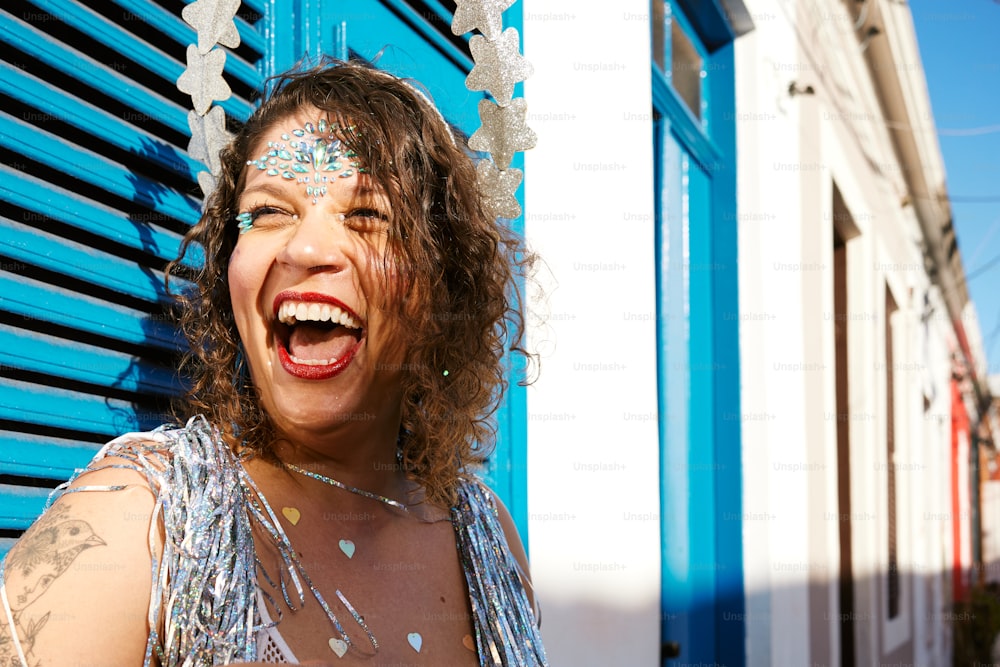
left=909, top=1, right=1000, bottom=375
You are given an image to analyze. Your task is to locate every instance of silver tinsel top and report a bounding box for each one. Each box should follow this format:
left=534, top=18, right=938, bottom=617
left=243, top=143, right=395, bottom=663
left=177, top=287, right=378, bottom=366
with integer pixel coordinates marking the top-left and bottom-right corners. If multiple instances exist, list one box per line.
left=24, top=416, right=546, bottom=666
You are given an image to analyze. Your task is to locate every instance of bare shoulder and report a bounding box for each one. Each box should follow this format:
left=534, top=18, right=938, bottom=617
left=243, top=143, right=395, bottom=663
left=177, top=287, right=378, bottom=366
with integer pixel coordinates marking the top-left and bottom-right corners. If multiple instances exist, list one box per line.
left=0, top=446, right=161, bottom=666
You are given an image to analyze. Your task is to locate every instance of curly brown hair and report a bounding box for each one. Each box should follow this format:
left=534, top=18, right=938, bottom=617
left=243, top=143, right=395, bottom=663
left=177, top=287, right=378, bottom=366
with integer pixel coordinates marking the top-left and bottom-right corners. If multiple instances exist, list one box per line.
left=166, top=59, right=533, bottom=506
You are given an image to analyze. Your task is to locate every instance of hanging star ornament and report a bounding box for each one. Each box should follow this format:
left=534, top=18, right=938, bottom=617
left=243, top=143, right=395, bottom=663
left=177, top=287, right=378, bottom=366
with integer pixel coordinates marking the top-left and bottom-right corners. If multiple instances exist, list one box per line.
left=465, top=28, right=533, bottom=105
left=187, top=106, right=231, bottom=176
left=451, top=0, right=515, bottom=40
left=452, top=0, right=536, bottom=221
left=197, top=170, right=217, bottom=198
left=469, top=98, right=537, bottom=171
left=181, top=0, right=242, bottom=54
left=476, top=160, right=523, bottom=219
left=177, top=45, right=231, bottom=115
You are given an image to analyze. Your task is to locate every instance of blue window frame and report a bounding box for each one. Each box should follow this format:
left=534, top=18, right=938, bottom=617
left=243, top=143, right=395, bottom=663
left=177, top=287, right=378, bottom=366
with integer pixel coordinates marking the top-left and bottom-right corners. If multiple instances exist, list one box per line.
left=664, top=3, right=711, bottom=132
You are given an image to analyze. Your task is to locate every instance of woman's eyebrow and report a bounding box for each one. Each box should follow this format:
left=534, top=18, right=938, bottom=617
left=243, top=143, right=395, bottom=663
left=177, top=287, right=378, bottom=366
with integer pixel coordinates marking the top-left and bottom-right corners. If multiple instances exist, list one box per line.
left=346, top=189, right=391, bottom=208
left=238, top=183, right=291, bottom=201
left=354, top=182, right=379, bottom=195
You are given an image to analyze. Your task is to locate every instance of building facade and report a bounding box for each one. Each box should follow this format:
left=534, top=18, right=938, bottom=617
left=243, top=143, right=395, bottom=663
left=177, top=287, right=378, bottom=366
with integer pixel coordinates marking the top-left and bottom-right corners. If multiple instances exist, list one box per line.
left=732, top=1, right=994, bottom=664
left=523, top=0, right=992, bottom=665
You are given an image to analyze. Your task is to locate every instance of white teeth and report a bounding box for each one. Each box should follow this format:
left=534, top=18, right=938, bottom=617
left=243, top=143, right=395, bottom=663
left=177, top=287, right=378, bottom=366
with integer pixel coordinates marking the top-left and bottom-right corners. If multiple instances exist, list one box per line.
left=276, top=300, right=362, bottom=328
left=289, top=354, right=338, bottom=366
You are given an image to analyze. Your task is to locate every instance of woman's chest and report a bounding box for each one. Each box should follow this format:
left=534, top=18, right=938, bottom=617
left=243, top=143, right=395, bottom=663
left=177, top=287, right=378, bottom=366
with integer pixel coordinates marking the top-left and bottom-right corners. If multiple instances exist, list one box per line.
left=256, top=515, right=481, bottom=665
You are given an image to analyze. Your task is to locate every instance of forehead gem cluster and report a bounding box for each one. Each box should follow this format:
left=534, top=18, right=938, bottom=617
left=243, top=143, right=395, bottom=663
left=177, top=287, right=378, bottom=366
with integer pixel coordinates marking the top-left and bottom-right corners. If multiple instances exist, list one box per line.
left=245, top=119, right=365, bottom=205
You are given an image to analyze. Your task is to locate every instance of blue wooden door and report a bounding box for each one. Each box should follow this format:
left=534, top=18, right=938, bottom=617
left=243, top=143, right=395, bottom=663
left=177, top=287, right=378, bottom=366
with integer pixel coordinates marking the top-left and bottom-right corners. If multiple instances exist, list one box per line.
left=654, top=1, right=745, bottom=664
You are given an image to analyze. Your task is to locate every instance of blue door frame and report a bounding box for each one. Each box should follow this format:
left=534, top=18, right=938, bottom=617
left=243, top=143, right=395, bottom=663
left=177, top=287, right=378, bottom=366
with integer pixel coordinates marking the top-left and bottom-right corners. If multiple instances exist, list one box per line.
left=654, top=2, right=746, bottom=664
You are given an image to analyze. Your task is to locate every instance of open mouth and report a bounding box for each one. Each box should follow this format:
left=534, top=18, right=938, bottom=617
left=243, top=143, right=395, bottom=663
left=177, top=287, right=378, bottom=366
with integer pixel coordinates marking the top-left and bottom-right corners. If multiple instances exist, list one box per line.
left=272, top=291, right=365, bottom=379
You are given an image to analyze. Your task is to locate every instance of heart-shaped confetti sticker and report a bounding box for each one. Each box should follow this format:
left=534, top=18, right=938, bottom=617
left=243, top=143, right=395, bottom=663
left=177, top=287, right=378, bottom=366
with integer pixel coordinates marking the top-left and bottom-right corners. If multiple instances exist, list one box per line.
left=463, top=634, right=476, bottom=651
left=328, top=637, right=348, bottom=658
left=339, top=539, right=356, bottom=559
left=407, top=632, right=423, bottom=653
left=281, top=507, right=301, bottom=526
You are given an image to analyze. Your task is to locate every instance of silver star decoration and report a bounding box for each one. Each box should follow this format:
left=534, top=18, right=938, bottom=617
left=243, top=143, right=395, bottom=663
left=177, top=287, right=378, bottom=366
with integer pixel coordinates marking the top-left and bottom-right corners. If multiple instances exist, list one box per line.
left=197, top=170, right=217, bottom=198
left=187, top=106, right=231, bottom=176
left=465, top=29, right=533, bottom=105
left=177, top=45, right=231, bottom=115
left=182, top=0, right=241, bottom=54
left=452, top=0, right=515, bottom=40
left=469, top=98, right=536, bottom=171
left=476, top=160, right=523, bottom=219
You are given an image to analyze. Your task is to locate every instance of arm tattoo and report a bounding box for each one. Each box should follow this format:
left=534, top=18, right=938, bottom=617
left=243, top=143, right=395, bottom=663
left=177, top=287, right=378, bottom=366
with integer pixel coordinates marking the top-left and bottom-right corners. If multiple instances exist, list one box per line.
left=1, top=502, right=107, bottom=665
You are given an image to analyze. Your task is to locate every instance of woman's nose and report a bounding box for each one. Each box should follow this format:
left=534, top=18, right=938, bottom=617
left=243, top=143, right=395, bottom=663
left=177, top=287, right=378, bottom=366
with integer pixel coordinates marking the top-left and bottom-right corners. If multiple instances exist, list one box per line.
left=275, top=211, right=349, bottom=272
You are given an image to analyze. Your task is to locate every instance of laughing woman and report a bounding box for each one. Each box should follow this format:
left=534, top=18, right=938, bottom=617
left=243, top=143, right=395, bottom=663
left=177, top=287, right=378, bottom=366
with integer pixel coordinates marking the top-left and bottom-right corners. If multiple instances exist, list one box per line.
left=0, top=60, right=546, bottom=666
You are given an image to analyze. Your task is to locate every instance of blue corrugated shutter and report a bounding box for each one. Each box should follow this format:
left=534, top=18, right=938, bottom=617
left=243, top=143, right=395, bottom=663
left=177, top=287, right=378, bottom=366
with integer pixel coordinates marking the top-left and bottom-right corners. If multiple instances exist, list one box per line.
left=0, top=0, right=265, bottom=555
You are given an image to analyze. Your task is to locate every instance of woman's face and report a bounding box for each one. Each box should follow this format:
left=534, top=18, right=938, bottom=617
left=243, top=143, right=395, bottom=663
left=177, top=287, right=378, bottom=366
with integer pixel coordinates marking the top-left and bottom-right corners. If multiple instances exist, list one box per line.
left=228, top=111, right=407, bottom=440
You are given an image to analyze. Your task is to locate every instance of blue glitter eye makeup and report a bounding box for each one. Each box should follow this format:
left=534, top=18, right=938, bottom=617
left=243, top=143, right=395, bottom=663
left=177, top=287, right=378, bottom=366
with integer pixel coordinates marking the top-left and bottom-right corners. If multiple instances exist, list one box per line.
left=235, top=207, right=300, bottom=234
left=235, top=211, right=253, bottom=235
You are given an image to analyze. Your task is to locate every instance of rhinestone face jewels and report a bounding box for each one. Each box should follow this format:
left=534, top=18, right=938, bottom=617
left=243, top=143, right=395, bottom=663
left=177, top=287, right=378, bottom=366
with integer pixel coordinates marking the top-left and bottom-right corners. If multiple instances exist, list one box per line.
left=244, top=119, right=365, bottom=207
left=235, top=211, right=253, bottom=235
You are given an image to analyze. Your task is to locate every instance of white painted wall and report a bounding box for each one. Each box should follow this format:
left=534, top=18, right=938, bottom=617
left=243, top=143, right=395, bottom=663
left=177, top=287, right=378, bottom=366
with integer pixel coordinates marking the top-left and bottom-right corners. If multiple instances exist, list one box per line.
left=983, top=481, right=1000, bottom=585
left=522, top=3, right=662, bottom=665
left=734, top=4, right=813, bottom=665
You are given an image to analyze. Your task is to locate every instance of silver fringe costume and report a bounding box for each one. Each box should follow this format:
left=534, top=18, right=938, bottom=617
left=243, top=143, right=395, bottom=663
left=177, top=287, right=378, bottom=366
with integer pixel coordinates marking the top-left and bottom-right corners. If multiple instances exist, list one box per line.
left=4, top=416, right=547, bottom=666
